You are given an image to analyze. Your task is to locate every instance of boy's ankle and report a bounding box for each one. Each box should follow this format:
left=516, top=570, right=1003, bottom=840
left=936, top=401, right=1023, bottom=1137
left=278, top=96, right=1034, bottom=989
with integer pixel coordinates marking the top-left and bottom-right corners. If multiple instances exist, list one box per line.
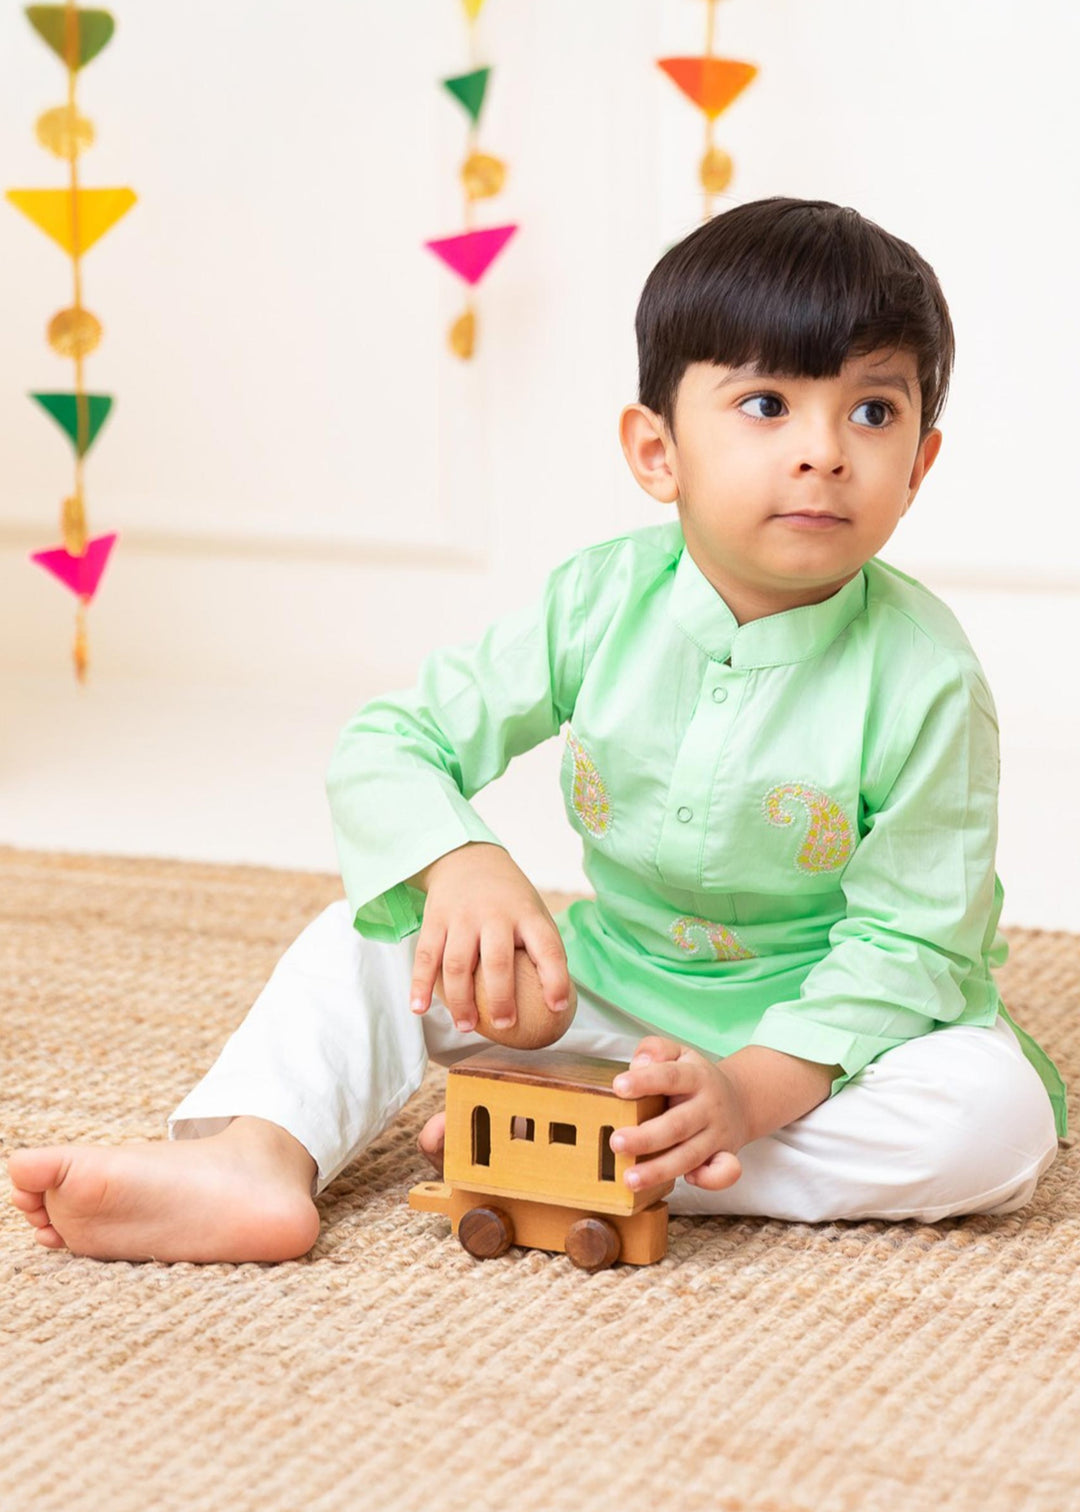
left=218, top=1115, right=319, bottom=1191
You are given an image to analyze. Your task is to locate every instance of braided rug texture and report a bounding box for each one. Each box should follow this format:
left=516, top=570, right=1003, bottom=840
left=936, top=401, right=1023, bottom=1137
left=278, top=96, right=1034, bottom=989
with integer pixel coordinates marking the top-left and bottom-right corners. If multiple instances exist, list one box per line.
left=1, top=846, right=1078, bottom=1512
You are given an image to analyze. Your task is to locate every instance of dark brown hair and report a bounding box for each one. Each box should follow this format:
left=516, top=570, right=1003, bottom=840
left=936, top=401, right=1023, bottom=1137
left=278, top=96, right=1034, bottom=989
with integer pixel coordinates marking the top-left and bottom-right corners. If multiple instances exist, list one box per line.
left=636, top=197, right=954, bottom=439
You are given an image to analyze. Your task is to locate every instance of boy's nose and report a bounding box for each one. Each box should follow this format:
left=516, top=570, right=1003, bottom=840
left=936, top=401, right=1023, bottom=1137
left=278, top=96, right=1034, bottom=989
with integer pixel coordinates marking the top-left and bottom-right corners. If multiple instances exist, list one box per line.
left=798, top=457, right=847, bottom=475
left=795, top=429, right=848, bottom=476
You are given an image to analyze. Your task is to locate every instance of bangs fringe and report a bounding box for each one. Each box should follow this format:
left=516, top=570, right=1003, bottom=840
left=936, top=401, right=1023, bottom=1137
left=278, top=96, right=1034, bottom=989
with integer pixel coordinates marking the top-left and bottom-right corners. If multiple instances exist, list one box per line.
left=637, top=200, right=954, bottom=435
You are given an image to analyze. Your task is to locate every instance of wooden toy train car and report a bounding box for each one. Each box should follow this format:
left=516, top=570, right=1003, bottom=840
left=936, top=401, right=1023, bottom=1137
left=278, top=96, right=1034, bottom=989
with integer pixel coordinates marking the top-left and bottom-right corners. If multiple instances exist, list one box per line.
left=408, top=1045, right=674, bottom=1271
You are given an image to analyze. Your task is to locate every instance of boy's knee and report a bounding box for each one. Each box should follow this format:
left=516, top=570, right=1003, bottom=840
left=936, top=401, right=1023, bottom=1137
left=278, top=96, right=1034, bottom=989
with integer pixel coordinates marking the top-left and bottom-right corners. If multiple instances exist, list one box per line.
left=919, top=1034, right=1059, bottom=1208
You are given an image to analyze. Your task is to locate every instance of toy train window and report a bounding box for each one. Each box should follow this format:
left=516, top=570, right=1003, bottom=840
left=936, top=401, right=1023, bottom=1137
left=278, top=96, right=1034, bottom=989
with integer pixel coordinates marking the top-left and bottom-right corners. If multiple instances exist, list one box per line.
left=599, top=1126, right=615, bottom=1182
left=472, top=1105, right=491, bottom=1165
left=470, top=1105, right=616, bottom=1182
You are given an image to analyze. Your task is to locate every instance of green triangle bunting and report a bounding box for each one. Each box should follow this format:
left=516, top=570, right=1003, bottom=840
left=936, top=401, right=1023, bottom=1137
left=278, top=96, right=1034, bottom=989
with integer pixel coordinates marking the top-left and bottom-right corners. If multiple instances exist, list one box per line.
left=442, top=66, right=491, bottom=126
left=24, top=5, right=115, bottom=70
left=30, top=391, right=114, bottom=458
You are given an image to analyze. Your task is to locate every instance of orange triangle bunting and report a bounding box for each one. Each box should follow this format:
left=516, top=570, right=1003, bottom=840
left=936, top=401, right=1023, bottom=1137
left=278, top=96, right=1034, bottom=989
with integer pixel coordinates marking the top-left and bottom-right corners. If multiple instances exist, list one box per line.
left=657, top=57, right=758, bottom=120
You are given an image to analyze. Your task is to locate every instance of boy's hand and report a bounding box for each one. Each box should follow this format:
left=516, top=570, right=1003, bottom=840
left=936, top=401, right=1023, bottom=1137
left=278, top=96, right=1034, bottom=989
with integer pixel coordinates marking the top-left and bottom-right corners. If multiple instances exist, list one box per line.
left=610, top=1037, right=748, bottom=1192
left=408, top=842, right=573, bottom=1035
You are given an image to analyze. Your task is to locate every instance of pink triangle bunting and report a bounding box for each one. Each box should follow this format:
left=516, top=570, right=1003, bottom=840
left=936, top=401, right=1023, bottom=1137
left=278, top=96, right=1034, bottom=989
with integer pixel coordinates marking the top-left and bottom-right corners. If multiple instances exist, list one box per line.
left=424, top=224, right=518, bottom=286
left=31, top=531, right=118, bottom=601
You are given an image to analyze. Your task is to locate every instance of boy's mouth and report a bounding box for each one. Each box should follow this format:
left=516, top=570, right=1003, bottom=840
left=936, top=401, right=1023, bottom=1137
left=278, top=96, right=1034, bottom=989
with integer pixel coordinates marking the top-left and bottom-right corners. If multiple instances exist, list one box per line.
left=774, top=510, right=846, bottom=526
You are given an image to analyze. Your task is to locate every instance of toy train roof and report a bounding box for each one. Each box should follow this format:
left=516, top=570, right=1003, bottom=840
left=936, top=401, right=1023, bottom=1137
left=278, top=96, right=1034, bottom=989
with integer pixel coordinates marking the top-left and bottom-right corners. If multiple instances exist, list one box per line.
left=449, top=1046, right=632, bottom=1097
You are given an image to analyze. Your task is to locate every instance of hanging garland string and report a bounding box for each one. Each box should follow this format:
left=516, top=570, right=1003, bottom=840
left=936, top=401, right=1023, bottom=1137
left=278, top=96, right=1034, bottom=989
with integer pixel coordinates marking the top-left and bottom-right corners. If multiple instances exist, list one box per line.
left=6, top=2, right=135, bottom=682
left=423, top=0, right=518, bottom=360
left=657, top=0, right=759, bottom=220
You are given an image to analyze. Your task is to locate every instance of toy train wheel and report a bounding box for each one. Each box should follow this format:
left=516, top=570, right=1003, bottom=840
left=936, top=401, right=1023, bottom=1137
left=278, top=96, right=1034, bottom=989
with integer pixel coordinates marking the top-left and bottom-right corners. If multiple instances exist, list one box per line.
left=565, top=1217, right=621, bottom=1273
left=458, top=1205, right=515, bottom=1259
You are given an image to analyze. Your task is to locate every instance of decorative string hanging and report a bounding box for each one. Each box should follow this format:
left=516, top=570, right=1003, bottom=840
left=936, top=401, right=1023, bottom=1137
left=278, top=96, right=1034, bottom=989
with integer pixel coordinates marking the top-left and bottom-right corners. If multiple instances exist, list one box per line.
left=423, top=0, right=518, bottom=360
left=5, top=3, right=135, bottom=683
left=658, top=0, right=759, bottom=220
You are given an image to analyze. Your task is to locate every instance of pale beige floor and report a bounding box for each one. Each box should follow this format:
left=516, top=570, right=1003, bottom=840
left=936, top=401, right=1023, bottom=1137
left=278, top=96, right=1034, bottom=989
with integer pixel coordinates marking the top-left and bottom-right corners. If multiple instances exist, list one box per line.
left=2, top=665, right=1078, bottom=930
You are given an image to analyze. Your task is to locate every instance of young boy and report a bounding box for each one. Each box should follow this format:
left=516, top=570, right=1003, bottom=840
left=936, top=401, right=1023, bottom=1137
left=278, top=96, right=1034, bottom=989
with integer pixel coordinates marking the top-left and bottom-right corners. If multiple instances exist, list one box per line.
left=9, top=196, right=1067, bottom=1263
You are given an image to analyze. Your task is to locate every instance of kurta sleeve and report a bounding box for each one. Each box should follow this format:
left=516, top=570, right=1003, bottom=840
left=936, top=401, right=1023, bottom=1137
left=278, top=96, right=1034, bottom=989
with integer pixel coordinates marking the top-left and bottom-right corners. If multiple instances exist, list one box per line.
left=749, top=659, right=1003, bottom=1094
left=325, top=551, right=589, bottom=942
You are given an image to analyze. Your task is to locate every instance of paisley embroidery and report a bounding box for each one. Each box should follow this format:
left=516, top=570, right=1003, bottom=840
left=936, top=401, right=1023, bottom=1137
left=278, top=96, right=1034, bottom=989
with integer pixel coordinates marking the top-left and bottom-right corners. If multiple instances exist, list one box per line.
left=669, top=915, right=754, bottom=961
left=566, top=730, right=612, bottom=837
left=762, top=782, right=853, bottom=873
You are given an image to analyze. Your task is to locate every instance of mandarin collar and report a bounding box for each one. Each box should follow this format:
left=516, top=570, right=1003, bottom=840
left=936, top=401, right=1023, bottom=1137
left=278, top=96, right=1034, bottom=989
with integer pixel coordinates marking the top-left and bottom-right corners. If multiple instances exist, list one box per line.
left=669, top=535, right=867, bottom=668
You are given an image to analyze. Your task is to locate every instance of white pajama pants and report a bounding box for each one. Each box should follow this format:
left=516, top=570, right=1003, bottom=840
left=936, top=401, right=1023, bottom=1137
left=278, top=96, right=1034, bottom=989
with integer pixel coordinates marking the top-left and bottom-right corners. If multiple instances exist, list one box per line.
left=167, top=900, right=1061, bottom=1225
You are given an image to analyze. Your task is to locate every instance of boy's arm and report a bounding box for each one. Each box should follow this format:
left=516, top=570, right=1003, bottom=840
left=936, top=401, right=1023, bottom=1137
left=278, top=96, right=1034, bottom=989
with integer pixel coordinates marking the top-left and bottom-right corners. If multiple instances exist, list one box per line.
left=747, top=659, right=1002, bottom=1097
left=720, top=1045, right=842, bottom=1144
left=326, top=550, right=590, bottom=942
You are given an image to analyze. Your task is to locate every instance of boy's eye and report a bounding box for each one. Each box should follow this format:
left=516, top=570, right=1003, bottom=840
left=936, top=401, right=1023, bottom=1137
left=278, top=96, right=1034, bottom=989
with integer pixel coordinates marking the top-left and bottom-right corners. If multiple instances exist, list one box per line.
left=737, top=393, right=897, bottom=427
left=852, top=399, right=894, bottom=428
left=738, top=393, right=785, bottom=420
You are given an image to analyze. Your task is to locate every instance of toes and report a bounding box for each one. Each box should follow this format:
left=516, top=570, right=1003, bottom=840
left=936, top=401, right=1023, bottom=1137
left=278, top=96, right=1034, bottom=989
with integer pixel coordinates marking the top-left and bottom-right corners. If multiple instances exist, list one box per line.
left=9, top=1184, right=46, bottom=1215
left=9, top=1172, right=63, bottom=1236
left=34, top=1225, right=66, bottom=1249
left=7, top=1147, right=70, bottom=1196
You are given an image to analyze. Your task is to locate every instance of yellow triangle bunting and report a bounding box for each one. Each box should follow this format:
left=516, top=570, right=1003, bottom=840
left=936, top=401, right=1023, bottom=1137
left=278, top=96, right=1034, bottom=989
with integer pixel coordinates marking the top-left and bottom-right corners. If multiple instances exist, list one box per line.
left=5, top=187, right=136, bottom=256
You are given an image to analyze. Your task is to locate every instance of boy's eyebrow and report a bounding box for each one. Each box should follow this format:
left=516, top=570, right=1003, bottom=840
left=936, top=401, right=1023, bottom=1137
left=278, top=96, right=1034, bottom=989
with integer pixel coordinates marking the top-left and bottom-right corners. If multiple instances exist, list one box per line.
left=713, top=367, right=914, bottom=401
left=852, top=371, right=914, bottom=401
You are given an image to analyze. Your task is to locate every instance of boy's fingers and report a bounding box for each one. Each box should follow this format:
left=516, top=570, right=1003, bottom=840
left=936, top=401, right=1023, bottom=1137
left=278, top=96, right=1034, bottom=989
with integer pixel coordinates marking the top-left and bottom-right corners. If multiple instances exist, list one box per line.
left=635, top=1036, right=680, bottom=1061
left=410, top=923, right=448, bottom=1014
left=479, top=926, right=517, bottom=1028
left=619, top=1101, right=698, bottom=1155
left=614, top=1058, right=685, bottom=1098
left=687, top=1151, right=742, bottom=1190
left=618, top=1038, right=682, bottom=1079
left=519, top=916, right=572, bottom=1012
left=441, top=929, right=480, bottom=1032
left=623, top=1129, right=716, bottom=1190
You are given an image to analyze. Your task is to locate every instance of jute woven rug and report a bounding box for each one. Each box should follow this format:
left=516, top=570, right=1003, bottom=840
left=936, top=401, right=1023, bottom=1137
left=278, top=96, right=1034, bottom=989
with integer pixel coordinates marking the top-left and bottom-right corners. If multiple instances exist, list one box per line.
left=2, top=845, right=1078, bottom=1512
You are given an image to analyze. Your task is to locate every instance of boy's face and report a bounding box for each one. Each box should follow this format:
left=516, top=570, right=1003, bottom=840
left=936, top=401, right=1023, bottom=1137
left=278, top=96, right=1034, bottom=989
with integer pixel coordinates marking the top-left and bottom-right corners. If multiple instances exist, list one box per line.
left=619, top=347, right=942, bottom=624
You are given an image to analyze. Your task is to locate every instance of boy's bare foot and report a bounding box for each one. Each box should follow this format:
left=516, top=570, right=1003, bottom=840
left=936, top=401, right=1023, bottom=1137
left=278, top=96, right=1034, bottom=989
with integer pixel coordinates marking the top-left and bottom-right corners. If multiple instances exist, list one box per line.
left=6, top=1116, right=321, bottom=1264
left=417, top=1110, right=446, bottom=1177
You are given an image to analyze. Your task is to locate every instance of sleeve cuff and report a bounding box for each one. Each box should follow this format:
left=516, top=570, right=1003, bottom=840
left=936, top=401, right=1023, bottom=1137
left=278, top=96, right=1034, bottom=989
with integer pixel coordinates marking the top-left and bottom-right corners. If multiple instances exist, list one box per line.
left=349, top=881, right=426, bottom=943
left=748, top=1012, right=863, bottom=1093
left=343, top=806, right=505, bottom=944
left=749, top=1013, right=950, bottom=1103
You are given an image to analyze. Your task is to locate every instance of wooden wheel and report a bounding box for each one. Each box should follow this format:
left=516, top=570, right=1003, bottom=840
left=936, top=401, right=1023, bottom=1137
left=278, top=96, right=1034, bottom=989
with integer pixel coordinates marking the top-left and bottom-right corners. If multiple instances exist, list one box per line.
left=458, top=1204, right=515, bottom=1260
left=565, top=1216, right=621, bottom=1273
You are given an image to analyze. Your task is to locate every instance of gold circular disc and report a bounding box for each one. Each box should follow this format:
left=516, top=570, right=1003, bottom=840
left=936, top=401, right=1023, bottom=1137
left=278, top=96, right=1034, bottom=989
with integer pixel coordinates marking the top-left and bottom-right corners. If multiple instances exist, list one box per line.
left=461, top=151, right=507, bottom=201
left=700, top=145, right=734, bottom=194
left=48, top=307, right=103, bottom=359
left=36, top=105, right=96, bottom=161
left=449, top=309, right=476, bottom=359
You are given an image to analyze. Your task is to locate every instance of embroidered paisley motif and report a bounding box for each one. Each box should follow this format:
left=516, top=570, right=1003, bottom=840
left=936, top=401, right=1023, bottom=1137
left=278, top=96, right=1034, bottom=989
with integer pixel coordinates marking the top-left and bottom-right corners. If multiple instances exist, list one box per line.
left=669, top=915, right=754, bottom=961
left=762, top=782, right=853, bottom=873
left=566, top=730, right=612, bottom=837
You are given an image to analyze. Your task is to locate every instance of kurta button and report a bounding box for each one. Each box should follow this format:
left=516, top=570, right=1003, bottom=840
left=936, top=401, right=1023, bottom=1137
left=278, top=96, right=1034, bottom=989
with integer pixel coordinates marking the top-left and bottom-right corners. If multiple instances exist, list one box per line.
left=677, top=806, right=693, bottom=823
left=711, top=686, right=728, bottom=703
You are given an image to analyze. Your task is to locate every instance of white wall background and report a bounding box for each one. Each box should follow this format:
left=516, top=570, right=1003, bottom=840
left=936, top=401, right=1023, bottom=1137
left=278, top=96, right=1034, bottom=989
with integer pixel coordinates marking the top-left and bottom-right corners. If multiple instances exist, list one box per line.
left=1, top=0, right=1078, bottom=928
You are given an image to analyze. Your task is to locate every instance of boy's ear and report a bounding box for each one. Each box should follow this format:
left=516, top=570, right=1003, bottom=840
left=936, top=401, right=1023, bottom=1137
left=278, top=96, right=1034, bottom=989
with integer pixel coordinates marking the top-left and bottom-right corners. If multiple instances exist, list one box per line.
left=619, top=404, right=680, bottom=504
left=904, top=427, right=943, bottom=512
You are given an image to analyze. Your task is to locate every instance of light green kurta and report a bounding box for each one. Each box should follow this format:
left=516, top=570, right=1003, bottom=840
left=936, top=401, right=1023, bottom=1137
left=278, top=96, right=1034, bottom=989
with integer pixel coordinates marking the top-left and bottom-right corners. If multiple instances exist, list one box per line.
left=326, top=520, right=1067, bottom=1139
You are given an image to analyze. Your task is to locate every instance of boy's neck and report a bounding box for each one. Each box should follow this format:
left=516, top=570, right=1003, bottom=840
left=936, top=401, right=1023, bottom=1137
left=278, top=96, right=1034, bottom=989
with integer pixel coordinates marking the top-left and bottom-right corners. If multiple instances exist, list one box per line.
left=683, top=540, right=861, bottom=626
